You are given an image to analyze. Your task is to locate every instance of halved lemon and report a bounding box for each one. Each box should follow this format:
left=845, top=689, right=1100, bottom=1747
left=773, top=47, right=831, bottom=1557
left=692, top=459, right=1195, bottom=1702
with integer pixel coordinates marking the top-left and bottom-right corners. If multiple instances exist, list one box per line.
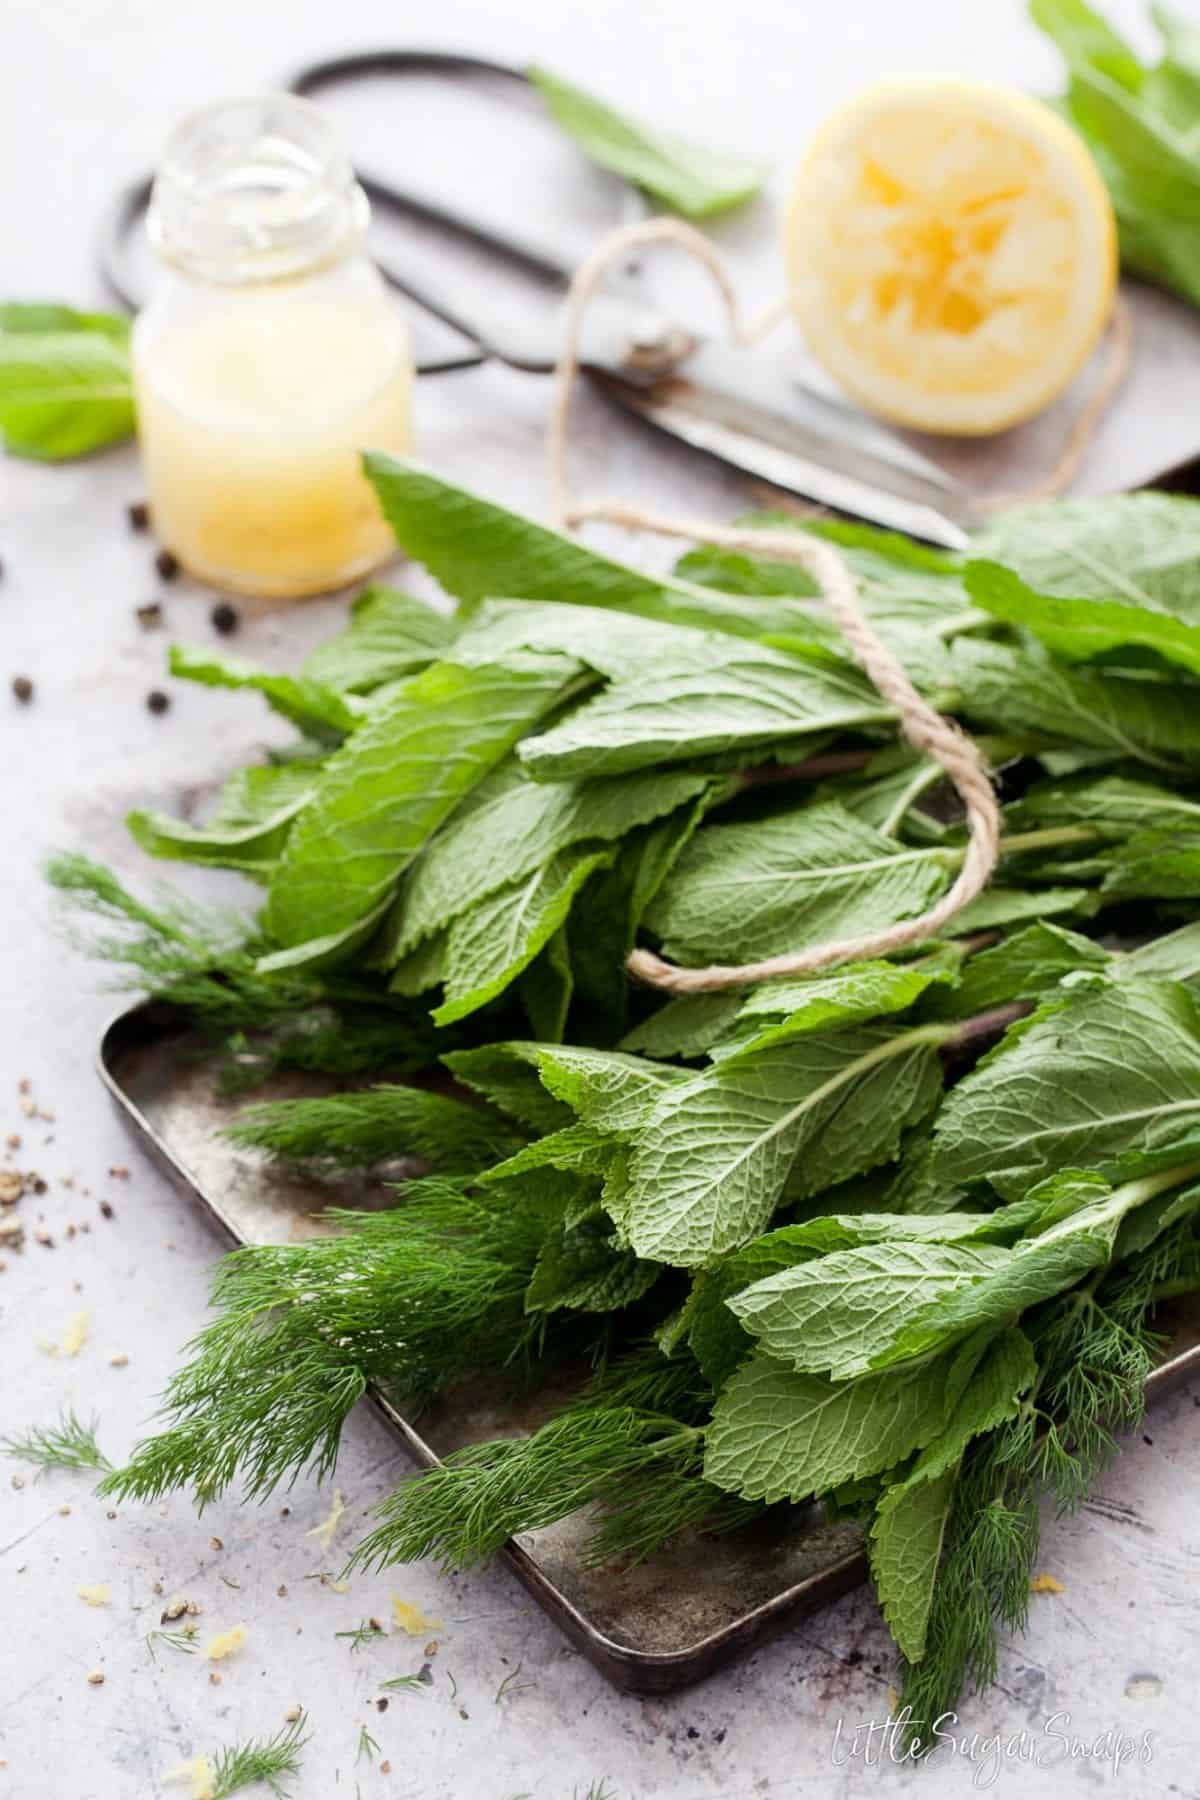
left=784, top=78, right=1118, bottom=436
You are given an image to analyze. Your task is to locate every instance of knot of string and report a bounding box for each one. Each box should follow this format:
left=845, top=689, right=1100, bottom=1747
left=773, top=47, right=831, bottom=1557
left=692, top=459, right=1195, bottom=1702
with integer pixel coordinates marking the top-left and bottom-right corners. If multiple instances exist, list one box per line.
left=546, top=216, right=1127, bottom=996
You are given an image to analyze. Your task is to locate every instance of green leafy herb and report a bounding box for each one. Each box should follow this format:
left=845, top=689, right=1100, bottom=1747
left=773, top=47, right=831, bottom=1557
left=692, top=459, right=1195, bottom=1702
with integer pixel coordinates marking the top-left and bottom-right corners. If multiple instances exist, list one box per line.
left=0, top=306, right=134, bottom=459
left=2, top=1407, right=112, bottom=1474
left=529, top=65, right=768, bottom=218
left=203, top=1711, right=309, bottom=1799
left=1033, top=0, right=1200, bottom=310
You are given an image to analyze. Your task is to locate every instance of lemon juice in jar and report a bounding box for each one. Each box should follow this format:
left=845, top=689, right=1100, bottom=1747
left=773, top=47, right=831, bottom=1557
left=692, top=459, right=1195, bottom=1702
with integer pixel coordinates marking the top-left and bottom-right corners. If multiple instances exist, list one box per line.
left=134, top=95, right=411, bottom=598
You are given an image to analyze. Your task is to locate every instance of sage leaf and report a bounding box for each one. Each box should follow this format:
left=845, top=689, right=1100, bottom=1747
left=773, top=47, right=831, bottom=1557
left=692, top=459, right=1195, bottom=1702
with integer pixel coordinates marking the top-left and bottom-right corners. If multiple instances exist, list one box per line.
left=528, top=64, right=768, bottom=219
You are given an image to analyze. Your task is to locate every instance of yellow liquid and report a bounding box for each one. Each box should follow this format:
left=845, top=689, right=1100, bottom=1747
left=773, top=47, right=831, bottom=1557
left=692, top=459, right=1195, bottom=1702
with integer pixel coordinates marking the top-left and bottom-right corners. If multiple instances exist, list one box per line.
left=133, top=292, right=412, bottom=598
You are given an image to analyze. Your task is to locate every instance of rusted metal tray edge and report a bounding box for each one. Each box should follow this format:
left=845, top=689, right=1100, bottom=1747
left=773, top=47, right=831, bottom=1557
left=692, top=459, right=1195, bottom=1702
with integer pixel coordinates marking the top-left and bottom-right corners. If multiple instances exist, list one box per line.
left=96, top=999, right=1200, bottom=1695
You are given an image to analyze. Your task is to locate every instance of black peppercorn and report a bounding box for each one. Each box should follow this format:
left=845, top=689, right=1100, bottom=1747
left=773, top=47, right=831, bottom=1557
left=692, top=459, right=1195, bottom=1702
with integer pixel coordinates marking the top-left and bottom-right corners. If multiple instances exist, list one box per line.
left=135, top=602, right=163, bottom=631
left=211, top=601, right=240, bottom=636
left=146, top=689, right=170, bottom=715
left=11, top=675, right=34, bottom=704
left=127, top=501, right=150, bottom=533
left=155, top=548, right=180, bottom=582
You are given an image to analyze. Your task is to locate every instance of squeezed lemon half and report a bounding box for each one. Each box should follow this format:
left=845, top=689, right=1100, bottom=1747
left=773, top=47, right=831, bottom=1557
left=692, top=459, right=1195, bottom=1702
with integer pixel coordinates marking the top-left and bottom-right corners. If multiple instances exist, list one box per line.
left=784, top=78, right=1118, bottom=435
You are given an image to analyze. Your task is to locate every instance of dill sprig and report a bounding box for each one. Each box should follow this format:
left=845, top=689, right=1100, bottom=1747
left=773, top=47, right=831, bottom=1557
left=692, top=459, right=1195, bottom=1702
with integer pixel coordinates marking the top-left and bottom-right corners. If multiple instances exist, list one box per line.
left=379, top=1673, right=428, bottom=1695
left=98, top=1178, right=569, bottom=1509
left=2, top=1407, right=112, bottom=1474
left=356, top=1724, right=380, bottom=1762
left=146, top=1626, right=199, bottom=1662
left=898, top=1222, right=1197, bottom=1747
left=207, top=1711, right=309, bottom=1799
left=227, top=1084, right=522, bottom=1171
left=336, top=1619, right=386, bottom=1653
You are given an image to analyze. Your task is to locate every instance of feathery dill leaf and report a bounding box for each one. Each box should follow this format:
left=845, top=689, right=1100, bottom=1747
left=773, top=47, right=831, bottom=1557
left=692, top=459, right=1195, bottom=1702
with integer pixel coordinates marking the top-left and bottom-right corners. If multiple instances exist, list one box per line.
left=99, top=1178, right=575, bottom=1507
left=898, top=1222, right=1197, bottom=1747
left=2, top=1407, right=112, bottom=1473
left=349, top=1405, right=705, bottom=1572
left=227, top=1084, right=524, bottom=1171
left=207, top=1711, right=309, bottom=1799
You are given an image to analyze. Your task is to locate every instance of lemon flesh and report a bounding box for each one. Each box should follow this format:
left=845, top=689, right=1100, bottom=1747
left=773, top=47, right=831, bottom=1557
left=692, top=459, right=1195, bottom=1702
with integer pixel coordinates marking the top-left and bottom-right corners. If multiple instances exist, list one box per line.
left=785, top=79, right=1117, bottom=436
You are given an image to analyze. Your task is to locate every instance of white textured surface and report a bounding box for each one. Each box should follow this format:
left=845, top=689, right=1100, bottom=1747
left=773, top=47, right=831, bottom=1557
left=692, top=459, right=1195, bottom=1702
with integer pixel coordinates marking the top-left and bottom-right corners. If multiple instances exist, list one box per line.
left=2, top=1, right=1200, bottom=1795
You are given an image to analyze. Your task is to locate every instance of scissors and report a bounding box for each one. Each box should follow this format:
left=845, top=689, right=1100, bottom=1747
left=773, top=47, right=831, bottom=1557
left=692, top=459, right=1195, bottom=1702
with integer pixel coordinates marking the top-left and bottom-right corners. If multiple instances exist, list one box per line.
left=97, top=50, right=976, bottom=549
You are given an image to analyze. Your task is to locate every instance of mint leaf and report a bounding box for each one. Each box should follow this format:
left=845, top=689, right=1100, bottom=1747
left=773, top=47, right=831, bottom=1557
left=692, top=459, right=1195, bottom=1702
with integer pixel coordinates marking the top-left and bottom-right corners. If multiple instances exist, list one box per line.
left=127, top=763, right=318, bottom=876
left=1101, top=826, right=1200, bottom=899
left=703, top=1351, right=967, bottom=1502
left=525, top=1209, right=661, bottom=1314
left=441, top=1045, right=574, bottom=1135
left=365, top=457, right=728, bottom=619
left=950, top=638, right=1200, bottom=772
left=925, top=921, right=1109, bottom=1019
left=301, top=587, right=454, bottom=694
left=869, top=1466, right=958, bottom=1665
left=966, top=559, right=1200, bottom=679
left=717, top=954, right=960, bottom=1060
left=1118, top=919, right=1200, bottom=984
left=865, top=1192, right=1130, bottom=1369
left=518, top=652, right=891, bottom=781
left=620, top=991, right=748, bottom=1060
left=644, top=803, right=956, bottom=966
left=932, top=979, right=1200, bottom=1198
left=383, top=762, right=709, bottom=963
left=0, top=309, right=134, bottom=459
left=728, top=1241, right=1011, bottom=1380
left=623, top=1023, right=946, bottom=1268
left=945, top=884, right=1095, bottom=933
left=528, top=65, right=768, bottom=219
left=265, top=656, right=578, bottom=955
left=433, top=845, right=611, bottom=1026
left=520, top=927, right=574, bottom=1043
left=168, top=645, right=365, bottom=743
left=1003, top=773, right=1200, bottom=834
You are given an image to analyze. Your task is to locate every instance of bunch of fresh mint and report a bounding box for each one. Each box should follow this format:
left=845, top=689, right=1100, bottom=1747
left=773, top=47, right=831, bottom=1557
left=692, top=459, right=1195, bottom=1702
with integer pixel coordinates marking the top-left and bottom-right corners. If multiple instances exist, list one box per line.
left=60, top=458, right=1200, bottom=1744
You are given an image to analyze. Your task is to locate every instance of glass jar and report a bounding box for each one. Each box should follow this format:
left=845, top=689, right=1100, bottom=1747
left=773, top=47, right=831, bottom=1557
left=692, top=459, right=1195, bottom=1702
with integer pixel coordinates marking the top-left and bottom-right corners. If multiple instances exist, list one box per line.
left=133, top=95, right=412, bottom=599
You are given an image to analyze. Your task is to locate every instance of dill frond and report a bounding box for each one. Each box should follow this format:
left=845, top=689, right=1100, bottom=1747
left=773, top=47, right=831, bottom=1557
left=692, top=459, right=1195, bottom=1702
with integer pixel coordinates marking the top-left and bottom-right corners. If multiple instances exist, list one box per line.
left=146, top=1627, right=199, bottom=1662
left=356, top=1724, right=380, bottom=1762
left=349, top=1405, right=705, bottom=1573
left=379, top=1673, right=428, bottom=1695
left=98, top=1179, right=569, bottom=1508
left=494, top=1662, right=533, bottom=1703
left=899, top=1222, right=1198, bottom=1749
left=207, top=1711, right=309, bottom=1799
left=337, top=1620, right=386, bottom=1654
left=227, top=1085, right=522, bottom=1172
left=2, top=1407, right=112, bottom=1474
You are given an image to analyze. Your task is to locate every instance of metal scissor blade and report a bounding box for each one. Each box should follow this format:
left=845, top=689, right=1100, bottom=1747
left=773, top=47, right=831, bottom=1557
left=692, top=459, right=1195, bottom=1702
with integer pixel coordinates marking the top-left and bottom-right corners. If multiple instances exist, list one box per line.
left=585, top=336, right=981, bottom=549
left=599, top=376, right=973, bottom=550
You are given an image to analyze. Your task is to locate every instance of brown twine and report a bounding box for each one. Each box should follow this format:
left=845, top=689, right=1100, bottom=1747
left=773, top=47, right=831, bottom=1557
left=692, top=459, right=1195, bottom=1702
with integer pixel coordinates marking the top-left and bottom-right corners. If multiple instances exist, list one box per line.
left=546, top=216, right=1129, bottom=996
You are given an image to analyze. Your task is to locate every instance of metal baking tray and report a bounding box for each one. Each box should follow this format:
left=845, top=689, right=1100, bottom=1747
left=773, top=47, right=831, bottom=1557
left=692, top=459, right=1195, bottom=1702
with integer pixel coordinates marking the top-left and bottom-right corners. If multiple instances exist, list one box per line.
left=98, top=999, right=1200, bottom=1695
